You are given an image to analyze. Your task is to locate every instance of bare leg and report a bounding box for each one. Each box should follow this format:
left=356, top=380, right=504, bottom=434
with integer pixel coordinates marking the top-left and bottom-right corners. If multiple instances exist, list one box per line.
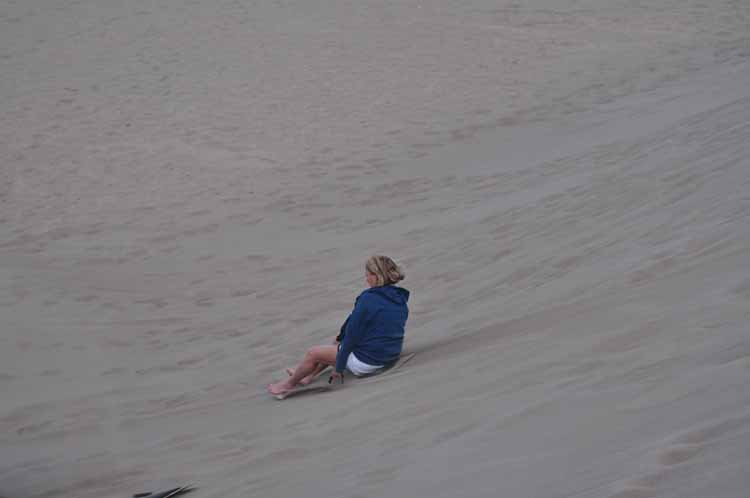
left=285, top=337, right=339, bottom=384
left=286, top=362, right=328, bottom=385
left=268, top=345, right=338, bottom=394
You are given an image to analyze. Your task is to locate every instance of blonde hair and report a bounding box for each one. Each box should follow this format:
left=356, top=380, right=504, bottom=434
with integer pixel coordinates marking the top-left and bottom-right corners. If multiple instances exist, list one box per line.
left=365, top=255, right=405, bottom=287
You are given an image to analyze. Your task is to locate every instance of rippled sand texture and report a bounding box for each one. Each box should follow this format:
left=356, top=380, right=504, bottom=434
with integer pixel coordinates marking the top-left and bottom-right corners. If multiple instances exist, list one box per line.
left=2, top=1, right=750, bottom=497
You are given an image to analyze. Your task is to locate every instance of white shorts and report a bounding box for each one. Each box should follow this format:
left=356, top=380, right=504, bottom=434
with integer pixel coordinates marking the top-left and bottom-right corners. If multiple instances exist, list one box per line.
left=346, top=352, right=383, bottom=376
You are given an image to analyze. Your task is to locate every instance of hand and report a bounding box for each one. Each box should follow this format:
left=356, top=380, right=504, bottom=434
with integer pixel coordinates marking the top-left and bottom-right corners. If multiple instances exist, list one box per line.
left=328, top=371, right=344, bottom=384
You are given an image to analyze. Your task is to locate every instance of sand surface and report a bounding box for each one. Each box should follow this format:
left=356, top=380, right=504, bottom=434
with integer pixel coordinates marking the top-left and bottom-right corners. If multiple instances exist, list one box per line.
left=2, top=1, right=750, bottom=497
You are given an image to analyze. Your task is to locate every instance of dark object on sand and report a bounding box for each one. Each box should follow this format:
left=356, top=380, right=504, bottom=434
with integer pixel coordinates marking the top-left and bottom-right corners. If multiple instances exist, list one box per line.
left=133, top=485, right=196, bottom=498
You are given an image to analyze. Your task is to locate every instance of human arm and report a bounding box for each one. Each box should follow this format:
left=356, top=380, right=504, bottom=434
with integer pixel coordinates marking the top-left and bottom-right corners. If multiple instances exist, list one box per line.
left=334, top=294, right=372, bottom=373
left=328, top=370, right=344, bottom=384
left=334, top=316, right=349, bottom=344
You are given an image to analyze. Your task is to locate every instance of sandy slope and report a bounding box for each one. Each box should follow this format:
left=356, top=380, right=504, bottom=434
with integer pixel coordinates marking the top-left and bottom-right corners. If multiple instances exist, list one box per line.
left=2, top=1, right=750, bottom=497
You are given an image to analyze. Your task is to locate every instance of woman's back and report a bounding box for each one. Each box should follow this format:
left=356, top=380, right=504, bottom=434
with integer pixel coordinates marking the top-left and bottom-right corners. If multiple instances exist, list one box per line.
left=335, top=285, right=409, bottom=371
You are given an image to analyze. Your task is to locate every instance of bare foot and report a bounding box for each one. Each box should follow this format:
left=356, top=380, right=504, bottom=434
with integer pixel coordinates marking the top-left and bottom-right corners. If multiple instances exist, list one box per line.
left=285, top=368, right=314, bottom=385
left=267, top=380, right=294, bottom=395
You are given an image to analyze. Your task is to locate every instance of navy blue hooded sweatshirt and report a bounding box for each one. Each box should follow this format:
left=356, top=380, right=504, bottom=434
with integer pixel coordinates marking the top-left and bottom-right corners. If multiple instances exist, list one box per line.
left=335, top=285, right=410, bottom=373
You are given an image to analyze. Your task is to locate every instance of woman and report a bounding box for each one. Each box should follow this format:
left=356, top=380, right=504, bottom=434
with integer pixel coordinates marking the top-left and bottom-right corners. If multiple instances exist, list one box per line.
left=267, top=255, right=409, bottom=396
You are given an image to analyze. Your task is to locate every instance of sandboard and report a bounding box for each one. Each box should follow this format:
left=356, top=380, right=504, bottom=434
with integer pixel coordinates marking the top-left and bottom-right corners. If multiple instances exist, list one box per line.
left=133, top=485, right=196, bottom=498
left=270, top=352, right=416, bottom=400
left=356, top=352, right=416, bottom=378
left=270, top=384, right=332, bottom=400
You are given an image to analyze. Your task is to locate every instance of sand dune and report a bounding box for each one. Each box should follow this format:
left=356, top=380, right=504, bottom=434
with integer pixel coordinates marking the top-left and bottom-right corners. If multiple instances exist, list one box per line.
left=2, top=1, right=749, bottom=497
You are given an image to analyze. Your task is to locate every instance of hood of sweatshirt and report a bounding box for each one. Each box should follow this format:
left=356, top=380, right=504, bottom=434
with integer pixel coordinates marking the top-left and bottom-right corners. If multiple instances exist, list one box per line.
left=367, top=285, right=410, bottom=305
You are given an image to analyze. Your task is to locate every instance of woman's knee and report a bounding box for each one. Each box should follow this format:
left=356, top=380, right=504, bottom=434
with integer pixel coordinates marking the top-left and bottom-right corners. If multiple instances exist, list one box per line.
left=305, top=346, right=325, bottom=361
left=306, top=345, right=336, bottom=364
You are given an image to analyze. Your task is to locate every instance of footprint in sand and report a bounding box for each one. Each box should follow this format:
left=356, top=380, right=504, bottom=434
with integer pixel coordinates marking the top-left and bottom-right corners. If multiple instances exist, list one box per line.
left=656, top=443, right=703, bottom=466
left=609, top=414, right=750, bottom=498
left=608, top=486, right=656, bottom=498
left=673, top=413, right=750, bottom=446
left=608, top=470, right=668, bottom=498
left=101, top=367, right=128, bottom=376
